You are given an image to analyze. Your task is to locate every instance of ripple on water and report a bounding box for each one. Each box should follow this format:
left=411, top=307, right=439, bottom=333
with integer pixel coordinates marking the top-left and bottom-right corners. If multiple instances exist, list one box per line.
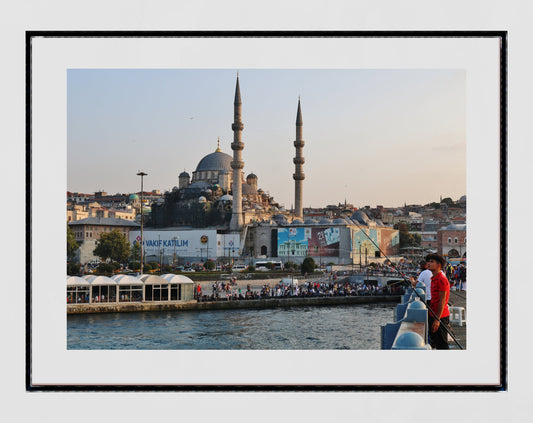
left=68, top=304, right=395, bottom=350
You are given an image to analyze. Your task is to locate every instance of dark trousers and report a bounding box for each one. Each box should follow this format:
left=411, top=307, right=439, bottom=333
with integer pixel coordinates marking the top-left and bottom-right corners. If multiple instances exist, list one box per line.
left=428, top=316, right=450, bottom=350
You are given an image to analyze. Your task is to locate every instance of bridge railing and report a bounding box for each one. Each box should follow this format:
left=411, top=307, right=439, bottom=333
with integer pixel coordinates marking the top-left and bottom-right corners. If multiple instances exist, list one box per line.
left=381, top=282, right=432, bottom=350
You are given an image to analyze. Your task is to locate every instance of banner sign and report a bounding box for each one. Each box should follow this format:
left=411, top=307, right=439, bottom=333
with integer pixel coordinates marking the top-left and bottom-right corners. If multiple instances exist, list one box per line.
left=129, top=229, right=217, bottom=259
left=277, top=227, right=340, bottom=258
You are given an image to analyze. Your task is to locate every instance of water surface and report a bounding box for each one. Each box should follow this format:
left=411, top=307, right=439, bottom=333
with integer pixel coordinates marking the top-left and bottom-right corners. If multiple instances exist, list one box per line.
left=67, top=303, right=394, bottom=350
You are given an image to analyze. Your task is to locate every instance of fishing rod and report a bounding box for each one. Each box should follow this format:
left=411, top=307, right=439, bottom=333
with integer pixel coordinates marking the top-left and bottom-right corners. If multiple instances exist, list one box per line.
left=350, top=220, right=464, bottom=350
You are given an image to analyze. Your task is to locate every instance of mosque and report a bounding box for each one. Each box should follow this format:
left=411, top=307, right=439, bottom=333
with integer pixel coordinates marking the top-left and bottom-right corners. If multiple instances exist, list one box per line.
left=133, top=76, right=399, bottom=266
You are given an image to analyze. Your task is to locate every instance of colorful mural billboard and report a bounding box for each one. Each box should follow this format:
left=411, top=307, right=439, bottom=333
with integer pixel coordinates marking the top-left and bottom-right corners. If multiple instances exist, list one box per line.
left=277, top=227, right=340, bottom=258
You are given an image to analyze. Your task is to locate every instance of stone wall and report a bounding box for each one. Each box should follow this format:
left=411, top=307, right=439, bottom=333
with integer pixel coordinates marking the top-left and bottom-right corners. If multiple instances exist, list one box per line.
left=67, top=295, right=400, bottom=315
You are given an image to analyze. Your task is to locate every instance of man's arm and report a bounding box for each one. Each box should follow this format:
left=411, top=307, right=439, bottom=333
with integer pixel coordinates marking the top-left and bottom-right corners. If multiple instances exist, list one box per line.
left=431, top=290, right=447, bottom=333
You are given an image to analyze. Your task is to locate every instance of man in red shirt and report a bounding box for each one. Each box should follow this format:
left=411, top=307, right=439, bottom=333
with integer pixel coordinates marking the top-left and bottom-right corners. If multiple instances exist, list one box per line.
left=426, top=253, right=450, bottom=349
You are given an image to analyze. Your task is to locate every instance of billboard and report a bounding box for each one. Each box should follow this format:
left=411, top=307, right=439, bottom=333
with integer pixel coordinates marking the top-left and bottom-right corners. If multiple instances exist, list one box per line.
left=129, top=229, right=217, bottom=260
left=277, top=227, right=340, bottom=258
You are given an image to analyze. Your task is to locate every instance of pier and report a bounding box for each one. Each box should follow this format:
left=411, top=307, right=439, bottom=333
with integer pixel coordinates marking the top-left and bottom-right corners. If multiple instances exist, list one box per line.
left=67, top=294, right=401, bottom=314
left=448, top=289, right=467, bottom=349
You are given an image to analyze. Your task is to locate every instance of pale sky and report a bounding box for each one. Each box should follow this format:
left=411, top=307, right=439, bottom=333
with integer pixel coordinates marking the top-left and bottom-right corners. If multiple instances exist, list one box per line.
left=67, top=69, right=465, bottom=208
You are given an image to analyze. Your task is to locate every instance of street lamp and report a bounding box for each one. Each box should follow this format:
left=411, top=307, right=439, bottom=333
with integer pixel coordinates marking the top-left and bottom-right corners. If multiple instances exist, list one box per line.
left=172, top=236, right=179, bottom=268
left=137, top=171, right=147, bottom=275
left=158, top=234, right=162, bottom=274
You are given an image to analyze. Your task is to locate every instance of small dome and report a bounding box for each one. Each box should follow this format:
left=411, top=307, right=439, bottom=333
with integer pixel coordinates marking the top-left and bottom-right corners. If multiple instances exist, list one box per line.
left=292, top=218, right=304, bottom=225
left=179, top=171, right=190, bottom=178
left=198, top=196, right=207, bottom=203
left=392, top=332, right=428, bottom=350
left=129, top=194, right=139, bottom=200
left=351, top=211, right=371, bottom=226
left=334, top=218, right=347, bottom=225
left=319, top=218, right=332, bottom=224
left=459, top=195, right=466, bottom=203
left=304, top=218, right=317, bottom=225
left=172, top=186, right=178, bottom=191
left=274, top=214, right=289, bottom=224
left=247, top=173, right=258, bottom=180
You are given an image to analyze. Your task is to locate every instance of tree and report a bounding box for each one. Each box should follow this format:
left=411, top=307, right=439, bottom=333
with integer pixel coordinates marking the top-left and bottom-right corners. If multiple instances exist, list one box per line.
left=441, top=197, right=454, bottom=206
left=204, top=260, right=215, bottom=271
left=67, top=225, right=79, bottom=261
left=93, top=229, right=131, bottom=264
left=397, top=223, right=421, bottom=248
left=130, top=241, right=141, bottom=263
left=301, top=257, right=316, bottom=275
left=97, top=262, right=114, bottom=274
left=67, top=262, right=80, bottom=275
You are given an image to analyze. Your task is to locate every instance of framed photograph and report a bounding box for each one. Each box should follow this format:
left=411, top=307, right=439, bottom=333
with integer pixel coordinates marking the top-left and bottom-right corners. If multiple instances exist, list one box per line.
left=28, top=32, right=505, bottom=390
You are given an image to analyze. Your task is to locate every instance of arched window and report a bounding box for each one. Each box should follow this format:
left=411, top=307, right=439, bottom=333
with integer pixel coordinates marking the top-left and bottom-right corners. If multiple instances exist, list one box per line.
left=448, top=249, right=459, bottom=258
left=448, top=237, right=452, bottom=244
left=261, top=246, right=267, bottom=255
left=454, top=237, right=458, bottom=244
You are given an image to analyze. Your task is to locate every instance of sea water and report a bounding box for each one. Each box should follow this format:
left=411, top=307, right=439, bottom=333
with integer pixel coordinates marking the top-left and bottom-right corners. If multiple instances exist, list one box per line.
left=67, top=303, right=395, bottom=350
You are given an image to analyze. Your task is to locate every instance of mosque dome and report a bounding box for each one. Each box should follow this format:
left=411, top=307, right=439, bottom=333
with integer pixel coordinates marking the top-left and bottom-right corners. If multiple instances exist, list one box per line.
left=304, top=218, right=317, bottom=225
left=247, top=173, right=258, bottom=180
left=459, top=195, right=466, bottom=203
left=291, top=218, right=304, bottom=226
left=195, top=151, right=233, bottom=172
left=179, top=171, right=190, bottom=178
left=129, top=194, right=139, bottom=200
left=319, top=217, right=332, bottom=225
left=274, top=213, right=289, bottom=224
left=351, top=211, right=371, bottom=226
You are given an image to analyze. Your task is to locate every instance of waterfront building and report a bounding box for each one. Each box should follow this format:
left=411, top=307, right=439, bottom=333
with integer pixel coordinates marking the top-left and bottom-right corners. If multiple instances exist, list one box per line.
left=68, top=216, right=140, bottom=264
left=437, top=223, right=467, bottom=261
left=66, top=273, right=194, bottom=304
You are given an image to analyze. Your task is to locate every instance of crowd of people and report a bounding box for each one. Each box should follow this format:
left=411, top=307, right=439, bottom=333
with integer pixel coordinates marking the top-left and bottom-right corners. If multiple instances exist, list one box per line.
left=196, top=279, right=405, bottom=302
left=445, top=262, right=467, bottom=291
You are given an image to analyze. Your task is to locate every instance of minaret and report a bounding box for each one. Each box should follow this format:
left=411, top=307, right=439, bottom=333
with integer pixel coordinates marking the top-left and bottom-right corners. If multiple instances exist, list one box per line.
left=230, top=75, right=244, bottom=232
left=293, top=97, right=305, bottom=218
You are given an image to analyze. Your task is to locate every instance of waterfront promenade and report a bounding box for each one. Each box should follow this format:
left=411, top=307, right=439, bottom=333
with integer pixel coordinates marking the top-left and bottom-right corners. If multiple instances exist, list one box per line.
left=67, top=293, right=401, bottom=314
left=448, top=289, right=467, bottom=349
